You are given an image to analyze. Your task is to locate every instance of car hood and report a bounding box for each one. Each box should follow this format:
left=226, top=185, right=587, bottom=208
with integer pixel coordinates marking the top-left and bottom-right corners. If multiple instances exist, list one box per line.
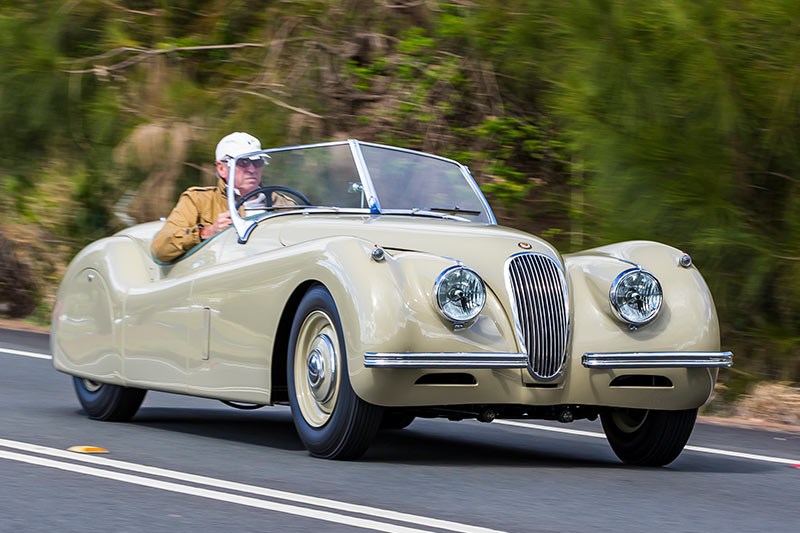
left=275, top=213, right=562, bottom=267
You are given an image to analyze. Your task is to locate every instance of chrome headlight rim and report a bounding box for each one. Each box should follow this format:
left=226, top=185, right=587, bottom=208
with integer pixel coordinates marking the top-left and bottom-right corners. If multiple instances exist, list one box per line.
left=609, top=268, right=663, bottom=326
left=433, top=265, right=487, bottom=325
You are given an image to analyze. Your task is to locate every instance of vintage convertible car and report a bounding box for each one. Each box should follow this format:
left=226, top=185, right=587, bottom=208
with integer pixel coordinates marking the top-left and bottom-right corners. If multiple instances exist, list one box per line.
left=51, top=140, right=732, bottom=466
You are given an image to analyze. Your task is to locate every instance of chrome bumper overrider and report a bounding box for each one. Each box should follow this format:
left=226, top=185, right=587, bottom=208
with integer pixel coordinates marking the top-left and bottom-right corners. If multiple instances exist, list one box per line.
left=581, top=351, right=733, bottom=369
left=363, top=352, right=528, bottom=368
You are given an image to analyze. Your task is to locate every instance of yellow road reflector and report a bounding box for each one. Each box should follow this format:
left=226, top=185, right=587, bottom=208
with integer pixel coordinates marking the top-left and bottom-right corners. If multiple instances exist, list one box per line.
left=67, top=445, right=109, bottom=454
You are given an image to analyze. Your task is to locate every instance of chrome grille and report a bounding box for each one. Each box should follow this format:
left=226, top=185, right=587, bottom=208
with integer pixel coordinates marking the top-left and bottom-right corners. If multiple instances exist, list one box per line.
left=506, top=253, right=569, bottom=380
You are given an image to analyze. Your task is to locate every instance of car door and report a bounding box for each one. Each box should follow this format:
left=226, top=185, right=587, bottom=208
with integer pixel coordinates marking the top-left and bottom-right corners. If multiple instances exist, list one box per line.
left=185, top=220, right=289, bottom=404
left=122, top=231, right=226, bottom=392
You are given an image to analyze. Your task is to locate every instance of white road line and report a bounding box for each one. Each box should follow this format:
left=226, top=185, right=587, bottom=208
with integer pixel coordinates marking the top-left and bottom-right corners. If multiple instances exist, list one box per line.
left=0, top=449, right=434, bottom=533
left=493, top=420, right=800, bottom=465
left=0, top=438, right=505, bottom=533
left=493, top=420, right=605, bottom=439
left=683, top=445, right=800, bottom=466
left=0, top=347, right=52, bottom=360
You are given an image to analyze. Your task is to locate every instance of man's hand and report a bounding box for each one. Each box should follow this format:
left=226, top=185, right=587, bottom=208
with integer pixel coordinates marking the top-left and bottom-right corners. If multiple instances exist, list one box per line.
left=201, top=211, right=232, bottom=239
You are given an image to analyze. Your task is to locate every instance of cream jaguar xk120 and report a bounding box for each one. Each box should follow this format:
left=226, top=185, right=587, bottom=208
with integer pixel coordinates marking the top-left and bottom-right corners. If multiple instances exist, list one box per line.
left=52, top=140, right=732, bottom=466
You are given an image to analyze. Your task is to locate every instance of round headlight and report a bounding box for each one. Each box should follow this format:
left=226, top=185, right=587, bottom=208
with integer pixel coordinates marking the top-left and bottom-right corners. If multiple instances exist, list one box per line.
left=434, top=266, right=486, bottom=324
left=610, top=268, right=663, bottom=326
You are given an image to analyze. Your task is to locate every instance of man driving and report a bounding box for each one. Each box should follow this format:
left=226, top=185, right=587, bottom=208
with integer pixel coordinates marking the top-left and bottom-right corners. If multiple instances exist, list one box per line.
left=151, top=131, right=271, bottom=263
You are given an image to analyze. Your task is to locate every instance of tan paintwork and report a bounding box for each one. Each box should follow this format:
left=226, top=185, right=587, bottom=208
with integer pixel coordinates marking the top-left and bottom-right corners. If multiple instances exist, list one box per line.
left=52, top=212, right=724, bottom=410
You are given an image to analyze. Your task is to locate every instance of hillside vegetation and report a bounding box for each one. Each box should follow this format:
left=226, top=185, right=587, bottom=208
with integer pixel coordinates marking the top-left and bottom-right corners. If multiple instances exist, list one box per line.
left=1, top=1, right=798, bottom=400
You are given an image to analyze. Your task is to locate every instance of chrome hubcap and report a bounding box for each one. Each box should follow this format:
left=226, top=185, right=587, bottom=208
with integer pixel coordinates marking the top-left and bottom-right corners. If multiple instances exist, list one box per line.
left=294, top=310, right=341, bottom=428
left=306, top=334, right=337, bottom=404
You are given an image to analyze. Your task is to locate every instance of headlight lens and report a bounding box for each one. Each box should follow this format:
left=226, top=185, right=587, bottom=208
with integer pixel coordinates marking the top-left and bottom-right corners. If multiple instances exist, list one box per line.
left=610, top=268, right=663, bottom=325
left=434, top=266, right=486, bottom=324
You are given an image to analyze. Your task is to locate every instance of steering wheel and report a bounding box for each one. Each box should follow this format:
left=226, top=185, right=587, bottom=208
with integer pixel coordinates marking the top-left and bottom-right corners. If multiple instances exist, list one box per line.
left=235, top=185, right=312, bottom=209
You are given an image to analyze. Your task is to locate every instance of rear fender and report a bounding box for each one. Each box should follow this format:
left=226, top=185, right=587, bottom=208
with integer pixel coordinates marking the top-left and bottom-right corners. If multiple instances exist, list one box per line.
left=51, top=236, right=152, bottom=383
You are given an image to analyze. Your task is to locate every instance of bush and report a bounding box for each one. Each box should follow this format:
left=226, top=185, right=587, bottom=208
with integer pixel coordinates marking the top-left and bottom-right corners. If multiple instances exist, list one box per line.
left=0, top=232, right=37, bottom=318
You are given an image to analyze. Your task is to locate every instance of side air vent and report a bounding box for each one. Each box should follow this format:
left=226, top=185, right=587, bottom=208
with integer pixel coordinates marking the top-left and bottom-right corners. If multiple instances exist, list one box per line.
left=415, top=373, right=477, bottom=385
left=610, top=375, right=673, bottom=388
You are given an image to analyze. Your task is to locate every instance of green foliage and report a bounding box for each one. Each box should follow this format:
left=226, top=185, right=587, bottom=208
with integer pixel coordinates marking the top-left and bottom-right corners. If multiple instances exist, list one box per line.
left=557, top=2, right=800, bottom=378
left=469, top=116, right=565, bottom=205
left=0, top=0, right=797, bottom=385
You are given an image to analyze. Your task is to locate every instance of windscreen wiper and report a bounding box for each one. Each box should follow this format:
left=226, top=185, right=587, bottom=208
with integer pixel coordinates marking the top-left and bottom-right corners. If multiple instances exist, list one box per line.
left=405, top=208, right=470, bottom=222
left=427, top=206, right=481, bottom=216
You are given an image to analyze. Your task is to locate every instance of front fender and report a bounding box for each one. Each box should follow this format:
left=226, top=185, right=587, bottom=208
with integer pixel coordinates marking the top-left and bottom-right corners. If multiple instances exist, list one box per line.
left=565, top=240, right=720, bottom=353
left=560, top=241, right=722, bottom=408
left=290, top=238, right=519, bottom=404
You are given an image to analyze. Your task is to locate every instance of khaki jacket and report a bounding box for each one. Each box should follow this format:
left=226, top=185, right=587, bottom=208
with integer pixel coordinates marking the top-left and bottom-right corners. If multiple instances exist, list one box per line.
left=151, top=178, right=297, bottom=263
left=151, top=178, right=233, bottom=263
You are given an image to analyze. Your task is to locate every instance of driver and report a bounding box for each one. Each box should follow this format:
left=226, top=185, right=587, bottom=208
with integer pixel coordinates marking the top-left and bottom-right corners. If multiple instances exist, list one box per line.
left=151, top=131, right=288, bottom=262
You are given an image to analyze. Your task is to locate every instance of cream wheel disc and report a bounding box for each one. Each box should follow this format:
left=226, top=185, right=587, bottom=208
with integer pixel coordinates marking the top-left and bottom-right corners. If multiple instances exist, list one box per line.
left=81, top=378, right=103, bottom=393
left=609, top=408, right=649, bottom=433
left=293, top=309, right=341, bottom=428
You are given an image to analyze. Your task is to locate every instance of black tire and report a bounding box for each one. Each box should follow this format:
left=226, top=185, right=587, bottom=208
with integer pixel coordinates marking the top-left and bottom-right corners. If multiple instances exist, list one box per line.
left=601, top=407, right=698, bottom=467
left=287, top=285, right=383, bottom=459
left=379, top=410, right=416, bottom=430
left=73, top=377, right=147, bottom=422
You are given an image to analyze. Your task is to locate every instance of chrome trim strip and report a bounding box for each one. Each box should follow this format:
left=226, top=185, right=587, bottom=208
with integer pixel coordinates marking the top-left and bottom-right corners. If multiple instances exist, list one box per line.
left=582, top=351, right=733, bottom=369
left=364, top=352, right=528, bottom=368
left=348, top=139, right=382, bottom=214
left=460, top=165, right=497, bottom=225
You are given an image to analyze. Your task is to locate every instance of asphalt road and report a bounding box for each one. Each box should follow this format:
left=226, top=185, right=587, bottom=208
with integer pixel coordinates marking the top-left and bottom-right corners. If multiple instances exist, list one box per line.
left=1, top=327, right=798, bottom=532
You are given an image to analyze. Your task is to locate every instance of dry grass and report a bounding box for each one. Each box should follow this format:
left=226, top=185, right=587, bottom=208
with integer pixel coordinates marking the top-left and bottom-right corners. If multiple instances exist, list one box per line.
left=732, top=382, right=800, bottom=427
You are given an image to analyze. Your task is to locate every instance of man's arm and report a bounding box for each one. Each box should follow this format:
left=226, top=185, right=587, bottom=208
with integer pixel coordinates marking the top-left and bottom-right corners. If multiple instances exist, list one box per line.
left=151, top=193, right=203, bottom=263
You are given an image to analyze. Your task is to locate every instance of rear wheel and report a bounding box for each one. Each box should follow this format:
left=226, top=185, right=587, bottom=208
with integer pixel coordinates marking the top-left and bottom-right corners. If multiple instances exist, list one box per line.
left=287, top=285, right=383, bottom=459
left=601, top=407, right=697, bottom=467
left=73, top=377, right=146, bottom=421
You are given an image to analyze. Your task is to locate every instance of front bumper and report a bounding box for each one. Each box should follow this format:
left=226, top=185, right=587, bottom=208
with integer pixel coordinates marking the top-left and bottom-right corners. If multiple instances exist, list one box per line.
left=363, top=351, right=733, bottom=370
left=581, top=351, right=733, bottom=369
left=364, top=352, right=733, bottom=369
left=364, top=352, right=528, bottom=368
left=355, top=351, right=728, bottom=409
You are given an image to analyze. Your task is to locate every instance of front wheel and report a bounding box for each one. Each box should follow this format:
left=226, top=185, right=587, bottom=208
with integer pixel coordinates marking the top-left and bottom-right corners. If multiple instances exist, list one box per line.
left=287, top=285, right=383, bottom=459
left=73, top=377, right=146, bottom=421
left=601, top=407, right=697, bottom=467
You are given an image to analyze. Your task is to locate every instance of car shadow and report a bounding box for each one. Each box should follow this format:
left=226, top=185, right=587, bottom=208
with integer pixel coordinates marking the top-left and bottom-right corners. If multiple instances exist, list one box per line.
left=126, top=405, right=609, bottom=466
left=367, top=427, right=612, bottom=468
left=128, top=406, right=306, bottom=452
left=365, top=426, right=775, bottom=473
left=93, top=406, right=779, bottom=473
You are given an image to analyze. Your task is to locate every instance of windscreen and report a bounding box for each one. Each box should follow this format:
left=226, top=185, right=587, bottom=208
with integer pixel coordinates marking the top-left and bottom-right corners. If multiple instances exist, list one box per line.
left=261, top=143, right=365, bottom=209
left=360, top=145, right=489, bottom=223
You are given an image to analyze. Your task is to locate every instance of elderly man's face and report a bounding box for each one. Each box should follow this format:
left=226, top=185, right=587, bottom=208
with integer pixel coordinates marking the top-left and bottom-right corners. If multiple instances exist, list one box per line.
left=216, top=158, right=264, bottom=197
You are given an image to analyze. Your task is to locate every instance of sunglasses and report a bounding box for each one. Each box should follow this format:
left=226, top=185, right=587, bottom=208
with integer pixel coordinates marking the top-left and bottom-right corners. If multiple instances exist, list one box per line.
left=233, top=158, right=266, bottom=169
